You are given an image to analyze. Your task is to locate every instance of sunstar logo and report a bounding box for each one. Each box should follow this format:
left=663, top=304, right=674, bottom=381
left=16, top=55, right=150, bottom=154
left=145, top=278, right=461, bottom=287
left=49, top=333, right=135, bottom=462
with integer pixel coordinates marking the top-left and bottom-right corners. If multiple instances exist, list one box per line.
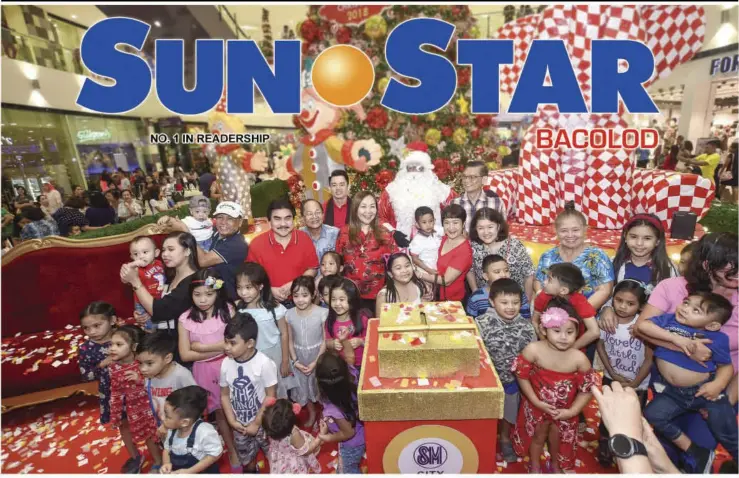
left=77, top=17, right=658, bottom=116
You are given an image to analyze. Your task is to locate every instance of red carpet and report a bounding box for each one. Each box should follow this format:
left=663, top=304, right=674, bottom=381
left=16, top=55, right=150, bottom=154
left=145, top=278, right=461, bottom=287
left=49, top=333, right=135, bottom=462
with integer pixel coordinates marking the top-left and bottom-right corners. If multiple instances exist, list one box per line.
left=0, top=394, right=730, bottom=473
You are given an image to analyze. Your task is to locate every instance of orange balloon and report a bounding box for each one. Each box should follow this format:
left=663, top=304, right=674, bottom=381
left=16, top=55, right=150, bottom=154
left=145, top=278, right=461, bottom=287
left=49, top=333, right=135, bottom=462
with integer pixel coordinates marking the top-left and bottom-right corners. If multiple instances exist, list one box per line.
left=312, top=45, right=375, bottom=107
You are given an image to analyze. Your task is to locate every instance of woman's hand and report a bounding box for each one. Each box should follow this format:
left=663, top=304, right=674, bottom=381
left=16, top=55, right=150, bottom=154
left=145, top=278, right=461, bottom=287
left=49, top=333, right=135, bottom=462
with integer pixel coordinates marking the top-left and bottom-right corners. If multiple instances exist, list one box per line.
left=690, top=339, right=714, bottom=365
left=317, top=419, right=331, bottom=442
left=159, top=463, right=173, bottom=474
left=592, top=381, right=643, bottom=439
left=280, top=360, right=290, bottom=378
left=134, top=310, right=150, bottom=327
left=599, top=307, right=618, bottom=334
left=120, top=263, right=140, bottom=285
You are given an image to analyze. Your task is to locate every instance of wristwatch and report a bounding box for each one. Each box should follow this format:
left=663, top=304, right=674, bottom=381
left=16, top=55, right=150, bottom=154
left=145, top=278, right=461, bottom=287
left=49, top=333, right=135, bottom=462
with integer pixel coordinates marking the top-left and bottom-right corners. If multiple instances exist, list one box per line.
left=608, top=434, right=648, bottom=459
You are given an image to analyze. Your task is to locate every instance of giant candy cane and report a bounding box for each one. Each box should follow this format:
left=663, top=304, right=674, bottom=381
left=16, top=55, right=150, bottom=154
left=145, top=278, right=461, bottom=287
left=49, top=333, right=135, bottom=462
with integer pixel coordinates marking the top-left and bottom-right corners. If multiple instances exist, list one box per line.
left=493, top=5, right=712, bottom=230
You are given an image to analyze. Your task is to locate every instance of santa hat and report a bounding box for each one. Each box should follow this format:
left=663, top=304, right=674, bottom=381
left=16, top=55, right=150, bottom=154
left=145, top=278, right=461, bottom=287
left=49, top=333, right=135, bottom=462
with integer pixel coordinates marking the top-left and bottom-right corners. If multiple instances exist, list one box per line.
left=402, top=141, right=434, bottom=170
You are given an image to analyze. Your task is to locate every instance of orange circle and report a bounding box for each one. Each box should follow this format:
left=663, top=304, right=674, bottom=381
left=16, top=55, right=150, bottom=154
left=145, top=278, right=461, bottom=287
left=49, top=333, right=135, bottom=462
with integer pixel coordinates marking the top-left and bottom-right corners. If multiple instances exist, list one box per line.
left=312, top=45, right=375, bottom=107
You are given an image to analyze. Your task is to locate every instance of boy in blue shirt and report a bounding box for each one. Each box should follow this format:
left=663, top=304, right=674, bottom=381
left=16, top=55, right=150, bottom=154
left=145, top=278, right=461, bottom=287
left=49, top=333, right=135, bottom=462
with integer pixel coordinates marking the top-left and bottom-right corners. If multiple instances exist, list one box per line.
left=466, top=254, right=531, bottom=318
left=637, top=291, right=737, bottom=473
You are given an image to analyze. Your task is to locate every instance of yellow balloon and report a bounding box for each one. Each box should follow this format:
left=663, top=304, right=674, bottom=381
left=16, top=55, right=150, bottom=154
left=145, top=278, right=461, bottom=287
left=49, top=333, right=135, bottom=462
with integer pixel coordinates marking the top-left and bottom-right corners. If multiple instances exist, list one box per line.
left=312, top=45, right=375, bottom=107
left=377, top=77, right=390, bottom=95
left=364, top=15, right=388, bottom=40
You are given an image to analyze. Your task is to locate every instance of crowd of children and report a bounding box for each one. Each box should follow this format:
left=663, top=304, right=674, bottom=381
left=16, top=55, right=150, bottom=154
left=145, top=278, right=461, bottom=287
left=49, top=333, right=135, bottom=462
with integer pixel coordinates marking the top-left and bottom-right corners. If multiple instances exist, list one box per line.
left=74, top=202, right=737, bottom=475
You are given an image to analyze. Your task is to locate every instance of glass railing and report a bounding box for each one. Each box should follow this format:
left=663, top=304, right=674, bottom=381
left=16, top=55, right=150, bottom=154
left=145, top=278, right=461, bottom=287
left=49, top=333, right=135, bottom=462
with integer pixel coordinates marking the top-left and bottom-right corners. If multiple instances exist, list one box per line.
left=216, top=5, right=252, bottom=40
left=2, top=27, right=123, bottom=84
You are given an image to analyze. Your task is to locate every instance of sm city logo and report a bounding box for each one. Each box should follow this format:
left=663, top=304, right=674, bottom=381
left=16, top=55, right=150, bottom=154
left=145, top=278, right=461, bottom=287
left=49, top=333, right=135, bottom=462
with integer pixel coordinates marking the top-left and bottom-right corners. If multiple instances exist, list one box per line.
left=77, top=17, right=659, bottom=116
left=413, top=442, right=449, bottom=470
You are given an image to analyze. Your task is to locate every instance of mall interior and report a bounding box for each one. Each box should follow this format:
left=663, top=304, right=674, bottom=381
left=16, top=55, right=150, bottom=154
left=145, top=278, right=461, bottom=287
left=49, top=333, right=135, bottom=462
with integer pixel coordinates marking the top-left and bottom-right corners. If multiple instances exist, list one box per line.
left=1, top=4, right=737, bottom=206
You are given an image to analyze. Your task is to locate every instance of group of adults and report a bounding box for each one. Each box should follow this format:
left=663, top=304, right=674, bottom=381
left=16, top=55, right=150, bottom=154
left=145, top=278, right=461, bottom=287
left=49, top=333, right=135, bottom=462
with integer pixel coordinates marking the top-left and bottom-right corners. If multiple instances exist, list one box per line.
left=1, top=164, right=216, bottom=244
left=661, top=136, right=738, bottom=203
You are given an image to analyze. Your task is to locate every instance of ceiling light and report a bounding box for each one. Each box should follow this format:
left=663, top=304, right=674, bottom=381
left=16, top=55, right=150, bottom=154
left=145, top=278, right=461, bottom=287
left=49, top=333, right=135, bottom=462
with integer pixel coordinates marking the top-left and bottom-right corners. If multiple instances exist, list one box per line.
left=240, top=25, right=257, bottom=30
left=71, top=14, right=77, bottom=19
left=154, top=20, right=162, bottom=27
left=10, top=123, right=17, bottom=126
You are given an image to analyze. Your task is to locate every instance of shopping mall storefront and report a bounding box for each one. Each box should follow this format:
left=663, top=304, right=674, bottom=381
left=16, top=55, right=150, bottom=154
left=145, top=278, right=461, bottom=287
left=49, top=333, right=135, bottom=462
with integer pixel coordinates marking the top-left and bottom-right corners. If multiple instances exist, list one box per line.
left=1, top=105, right=157, bottom=201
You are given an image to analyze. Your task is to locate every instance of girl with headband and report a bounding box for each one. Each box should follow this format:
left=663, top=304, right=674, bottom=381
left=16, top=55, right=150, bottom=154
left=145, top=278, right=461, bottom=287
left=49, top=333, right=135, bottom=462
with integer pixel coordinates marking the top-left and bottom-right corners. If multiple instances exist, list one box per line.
left=510, top=306, right=600, bottom=473
left=601, top=213, right=678, bottom=334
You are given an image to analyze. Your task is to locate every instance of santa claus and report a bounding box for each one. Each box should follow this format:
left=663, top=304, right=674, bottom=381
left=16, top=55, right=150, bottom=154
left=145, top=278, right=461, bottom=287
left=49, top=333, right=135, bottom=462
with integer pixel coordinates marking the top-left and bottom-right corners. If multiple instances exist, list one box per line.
left=378, top=142, right=458, bottom=241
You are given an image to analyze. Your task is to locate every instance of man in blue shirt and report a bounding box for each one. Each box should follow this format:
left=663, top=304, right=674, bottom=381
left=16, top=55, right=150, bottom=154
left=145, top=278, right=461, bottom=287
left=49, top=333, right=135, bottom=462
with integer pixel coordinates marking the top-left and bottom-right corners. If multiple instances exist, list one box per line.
left=637, top=292, right=737, bottom=473
left=161, top=201, right=248, bottom=300
left=299, top=199, right=339, bottom=269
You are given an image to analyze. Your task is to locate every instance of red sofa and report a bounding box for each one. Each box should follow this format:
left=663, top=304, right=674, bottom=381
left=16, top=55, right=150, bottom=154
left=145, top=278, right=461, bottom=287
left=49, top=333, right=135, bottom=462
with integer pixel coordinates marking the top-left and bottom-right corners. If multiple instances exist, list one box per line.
left=1, top=226, right=166, bottom=401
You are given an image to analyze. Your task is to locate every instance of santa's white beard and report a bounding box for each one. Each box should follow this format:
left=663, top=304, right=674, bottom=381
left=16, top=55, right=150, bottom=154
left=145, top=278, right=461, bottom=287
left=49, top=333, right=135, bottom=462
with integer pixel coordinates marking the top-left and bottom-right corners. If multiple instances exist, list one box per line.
left=386, top=170, right=451, bottom=237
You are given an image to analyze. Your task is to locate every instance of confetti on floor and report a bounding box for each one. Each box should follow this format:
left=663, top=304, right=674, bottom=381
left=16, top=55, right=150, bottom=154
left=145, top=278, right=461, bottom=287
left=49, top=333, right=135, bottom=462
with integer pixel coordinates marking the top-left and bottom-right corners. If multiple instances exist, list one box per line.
left=1, top=393, right=731, bottom=474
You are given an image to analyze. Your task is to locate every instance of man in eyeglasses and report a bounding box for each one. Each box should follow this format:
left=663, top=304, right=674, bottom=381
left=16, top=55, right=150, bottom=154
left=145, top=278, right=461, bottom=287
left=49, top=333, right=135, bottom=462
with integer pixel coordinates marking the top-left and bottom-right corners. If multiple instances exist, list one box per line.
left=451, top=160, right=505, bottom=233
left=300, top=199, right=339, bottom=269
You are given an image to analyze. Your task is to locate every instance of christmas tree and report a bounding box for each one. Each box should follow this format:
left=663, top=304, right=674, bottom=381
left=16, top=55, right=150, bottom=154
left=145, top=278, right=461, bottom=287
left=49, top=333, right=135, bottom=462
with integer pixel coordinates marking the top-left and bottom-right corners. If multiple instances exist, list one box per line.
left=261, top=8, right=274, bottom=63
left=295, top=5, right=502, bottom=196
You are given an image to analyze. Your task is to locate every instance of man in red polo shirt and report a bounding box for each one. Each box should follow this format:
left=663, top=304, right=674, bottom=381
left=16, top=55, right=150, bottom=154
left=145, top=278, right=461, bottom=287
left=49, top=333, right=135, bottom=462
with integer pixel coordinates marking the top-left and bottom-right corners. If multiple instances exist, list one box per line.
left=247, top=199, right=319, bottom=304
left=323, top=170, right=351, bottom=229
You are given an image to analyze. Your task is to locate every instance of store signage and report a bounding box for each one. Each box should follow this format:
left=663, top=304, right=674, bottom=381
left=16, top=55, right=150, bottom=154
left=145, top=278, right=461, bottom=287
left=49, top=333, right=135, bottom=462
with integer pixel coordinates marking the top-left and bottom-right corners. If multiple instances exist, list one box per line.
left=318, top=5, right=387, bottom=25
left=710, top=54, right=739, bottom=76
left=78, top=17, right=659, bottom=116
left=382, top=425, right=479, bottom=474
left=77, top=129, right=112, bottom=143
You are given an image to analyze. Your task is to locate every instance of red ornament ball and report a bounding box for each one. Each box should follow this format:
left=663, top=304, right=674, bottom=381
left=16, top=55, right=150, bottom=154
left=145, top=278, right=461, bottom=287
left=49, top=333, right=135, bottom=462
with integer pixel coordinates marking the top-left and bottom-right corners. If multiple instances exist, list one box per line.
left=471, top=129, right=480, bottom=140
left=337, top=26, right=352, bottom=44
left=442, top=126, right=453, bottom=137
left=375, top=169, right=395, bottom=190
left=366, top=107, right=389, bottom=129
left=388, top=159, right=397, bottom=168
left=300, top=19, right=320, bottom=42
left=432, top=158, right=452, bottom=180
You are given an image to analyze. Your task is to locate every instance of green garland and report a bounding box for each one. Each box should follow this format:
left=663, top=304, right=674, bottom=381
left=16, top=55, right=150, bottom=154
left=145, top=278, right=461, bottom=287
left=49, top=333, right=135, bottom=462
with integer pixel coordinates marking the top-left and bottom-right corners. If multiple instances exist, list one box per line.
left=699, top=201, right=738, bottom=234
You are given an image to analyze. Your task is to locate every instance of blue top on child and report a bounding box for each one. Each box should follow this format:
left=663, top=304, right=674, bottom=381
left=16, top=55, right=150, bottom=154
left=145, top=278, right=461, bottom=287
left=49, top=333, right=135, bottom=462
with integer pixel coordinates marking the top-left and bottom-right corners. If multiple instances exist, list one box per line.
left=649, top=313, right=732, bottom=373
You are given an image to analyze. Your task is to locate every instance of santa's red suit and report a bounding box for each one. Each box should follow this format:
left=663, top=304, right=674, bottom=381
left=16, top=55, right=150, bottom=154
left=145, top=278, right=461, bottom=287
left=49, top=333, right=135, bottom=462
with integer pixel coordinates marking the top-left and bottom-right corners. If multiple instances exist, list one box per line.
left=378, top=142, right=458, bottom=238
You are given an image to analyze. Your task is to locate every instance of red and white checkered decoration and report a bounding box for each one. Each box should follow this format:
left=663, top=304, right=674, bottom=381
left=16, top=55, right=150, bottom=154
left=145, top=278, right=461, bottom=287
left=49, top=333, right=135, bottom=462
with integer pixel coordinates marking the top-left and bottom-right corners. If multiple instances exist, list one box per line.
left=497, top=15, right=539, bottom=96
left=631, top=170, right=715, bottom=229
left=486, top=168, right=520, bottom=219
left=641, top=6, right=706, bottom=85
left=494, top=6, right=706, bottom=229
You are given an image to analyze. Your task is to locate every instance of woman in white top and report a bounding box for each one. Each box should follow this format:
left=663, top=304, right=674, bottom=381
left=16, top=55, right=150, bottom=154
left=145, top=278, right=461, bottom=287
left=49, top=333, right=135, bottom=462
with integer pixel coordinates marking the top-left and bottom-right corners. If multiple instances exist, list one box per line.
left=118, top=189, right=143, bottom=222
left=376, top=252, right=432, bottom=317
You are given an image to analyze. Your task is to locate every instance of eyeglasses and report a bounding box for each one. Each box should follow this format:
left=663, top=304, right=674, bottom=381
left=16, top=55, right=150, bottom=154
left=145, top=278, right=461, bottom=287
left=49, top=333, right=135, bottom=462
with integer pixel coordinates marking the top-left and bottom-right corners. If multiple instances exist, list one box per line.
left=462, top=175, right=482, bottom=181
left=304, top=212, right=322, bottom=218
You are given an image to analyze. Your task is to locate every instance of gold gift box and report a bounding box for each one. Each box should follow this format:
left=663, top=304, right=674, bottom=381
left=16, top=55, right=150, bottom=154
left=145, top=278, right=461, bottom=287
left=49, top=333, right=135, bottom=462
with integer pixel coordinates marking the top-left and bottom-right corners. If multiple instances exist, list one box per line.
left=377, top=301, right=480, bottom=378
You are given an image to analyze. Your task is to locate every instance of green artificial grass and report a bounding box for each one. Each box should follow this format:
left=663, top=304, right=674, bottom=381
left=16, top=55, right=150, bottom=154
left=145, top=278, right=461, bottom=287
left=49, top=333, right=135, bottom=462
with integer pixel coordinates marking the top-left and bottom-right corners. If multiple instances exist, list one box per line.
left=699, top=201, right=738, bottom=234
left=73, top=180, right=290, bottom=240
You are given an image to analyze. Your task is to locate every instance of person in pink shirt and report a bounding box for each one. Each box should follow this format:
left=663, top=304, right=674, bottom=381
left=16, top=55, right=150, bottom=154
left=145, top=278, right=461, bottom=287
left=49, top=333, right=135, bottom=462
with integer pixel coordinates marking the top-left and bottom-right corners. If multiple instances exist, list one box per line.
left=633, top=232, right=737, bottom=466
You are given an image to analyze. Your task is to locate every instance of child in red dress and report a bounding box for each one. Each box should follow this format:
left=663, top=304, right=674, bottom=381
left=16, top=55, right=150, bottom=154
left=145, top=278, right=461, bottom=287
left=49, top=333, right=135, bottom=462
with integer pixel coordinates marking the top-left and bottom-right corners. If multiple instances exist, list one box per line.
left=109, top=325, right=162, bottom=473
left=511, top=307, right=600, bottom=473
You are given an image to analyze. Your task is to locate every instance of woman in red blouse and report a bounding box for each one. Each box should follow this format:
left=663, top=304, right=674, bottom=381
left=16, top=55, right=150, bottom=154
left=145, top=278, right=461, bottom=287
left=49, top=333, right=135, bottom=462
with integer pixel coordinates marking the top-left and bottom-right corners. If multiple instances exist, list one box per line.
left=417, top=204, right=472, bottom=301
left=336, top=191, right=397, bottom=311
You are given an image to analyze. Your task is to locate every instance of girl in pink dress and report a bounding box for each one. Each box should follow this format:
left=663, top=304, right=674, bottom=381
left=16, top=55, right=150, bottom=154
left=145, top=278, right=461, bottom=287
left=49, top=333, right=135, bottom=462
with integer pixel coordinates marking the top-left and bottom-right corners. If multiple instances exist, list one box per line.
left=177, top=269, right=242, bottom=472
left=261, top=398, right=322, bottom=474
left=511, top=307, right=600, bottom=473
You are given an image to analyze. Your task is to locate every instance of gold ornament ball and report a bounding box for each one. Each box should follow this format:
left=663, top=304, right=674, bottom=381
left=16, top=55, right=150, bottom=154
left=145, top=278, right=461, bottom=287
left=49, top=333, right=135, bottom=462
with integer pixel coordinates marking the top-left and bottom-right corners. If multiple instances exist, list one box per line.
left=364, top=15, right=388, bottom=40
left=469, top=25, right=481, bottom=39
left=312, top=45, right=375, bottom=107
left=453, top=128, right=467, bottom=145
left=425, top=128, right=441, bottom=147
left=377, top=77, right=390, bottom=95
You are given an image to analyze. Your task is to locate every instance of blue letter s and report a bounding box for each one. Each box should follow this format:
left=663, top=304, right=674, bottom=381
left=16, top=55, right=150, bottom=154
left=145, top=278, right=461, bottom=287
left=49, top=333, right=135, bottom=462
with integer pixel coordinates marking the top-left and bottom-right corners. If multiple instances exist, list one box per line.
left=382, top=18, right=457, bottom=115
left=76, top=17, right=152, bottom=114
